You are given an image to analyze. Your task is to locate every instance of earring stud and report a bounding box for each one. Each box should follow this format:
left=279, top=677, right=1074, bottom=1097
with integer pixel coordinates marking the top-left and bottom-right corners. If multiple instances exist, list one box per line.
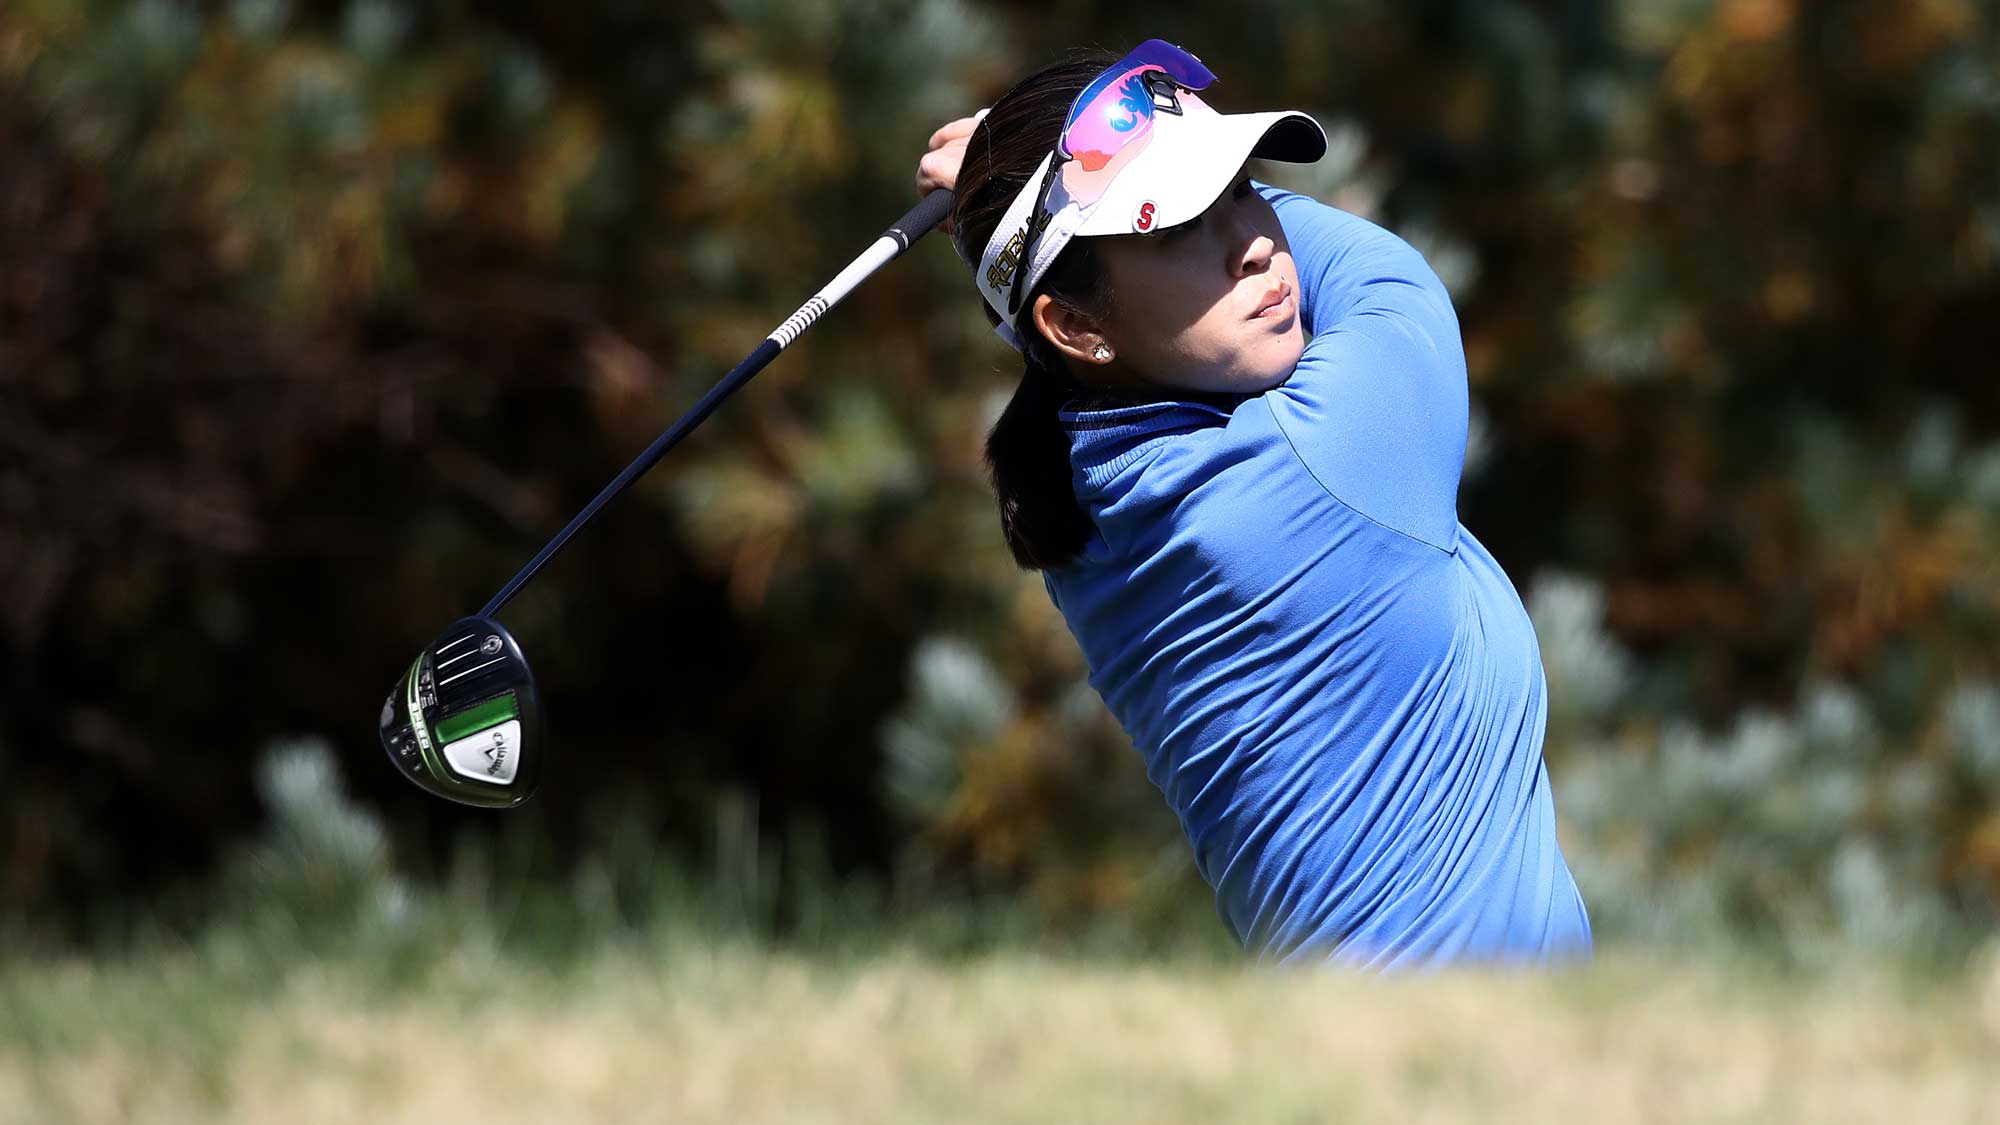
left=1092, top=343, right=1112, bottom=361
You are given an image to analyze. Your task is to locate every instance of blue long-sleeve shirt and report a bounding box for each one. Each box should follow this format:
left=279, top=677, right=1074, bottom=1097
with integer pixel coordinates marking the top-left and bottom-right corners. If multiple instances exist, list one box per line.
left=1044, top=185, right=1591, bottom=968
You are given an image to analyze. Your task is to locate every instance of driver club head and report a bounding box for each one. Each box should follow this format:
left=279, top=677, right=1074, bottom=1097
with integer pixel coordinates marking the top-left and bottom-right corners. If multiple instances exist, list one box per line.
left=378, top=616, right=544, bottom=808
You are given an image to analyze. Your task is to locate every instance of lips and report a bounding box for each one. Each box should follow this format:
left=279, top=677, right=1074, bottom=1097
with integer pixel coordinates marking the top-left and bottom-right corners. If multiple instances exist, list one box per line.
left=1250, top=280, right=1291, bottom=320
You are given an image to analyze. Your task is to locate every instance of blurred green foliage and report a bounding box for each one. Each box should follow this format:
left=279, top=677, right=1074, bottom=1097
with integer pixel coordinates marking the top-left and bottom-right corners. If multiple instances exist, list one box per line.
left=2, top=0, right=1996, bottom=953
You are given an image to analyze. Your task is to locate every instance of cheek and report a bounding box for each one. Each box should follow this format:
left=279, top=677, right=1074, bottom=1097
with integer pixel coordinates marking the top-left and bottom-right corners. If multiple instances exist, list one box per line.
left=1101, top=246, right=1305, bottom=392
left=1108, top=259, right=1227, bottom=363
left=1209, top=294, right=1306, bottom=383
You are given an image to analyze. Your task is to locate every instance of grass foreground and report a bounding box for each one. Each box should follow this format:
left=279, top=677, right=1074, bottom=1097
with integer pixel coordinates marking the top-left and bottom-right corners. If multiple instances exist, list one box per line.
left=4, top=941, right=2000, bottom=1124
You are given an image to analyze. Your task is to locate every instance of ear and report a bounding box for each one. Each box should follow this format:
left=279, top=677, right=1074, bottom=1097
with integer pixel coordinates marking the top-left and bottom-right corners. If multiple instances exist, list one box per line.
left=1030, top=293, right=1112, bottom=365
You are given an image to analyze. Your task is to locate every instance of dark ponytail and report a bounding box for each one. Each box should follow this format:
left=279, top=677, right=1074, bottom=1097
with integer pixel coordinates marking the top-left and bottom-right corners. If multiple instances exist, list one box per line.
left=987, top=353, right=1094, bottom=570
left=950, top=50, right=1122, bottom=571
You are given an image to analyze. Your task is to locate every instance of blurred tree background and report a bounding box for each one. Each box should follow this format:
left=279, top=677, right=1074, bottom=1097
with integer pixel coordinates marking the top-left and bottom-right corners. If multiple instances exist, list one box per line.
left=3, top=0, right=1997, bottom=955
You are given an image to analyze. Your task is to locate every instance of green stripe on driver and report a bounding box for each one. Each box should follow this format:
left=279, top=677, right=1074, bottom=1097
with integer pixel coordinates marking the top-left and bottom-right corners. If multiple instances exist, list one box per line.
left=433, top=692, right=521, bottom=745
left=407, top=654, right=444, bottom=780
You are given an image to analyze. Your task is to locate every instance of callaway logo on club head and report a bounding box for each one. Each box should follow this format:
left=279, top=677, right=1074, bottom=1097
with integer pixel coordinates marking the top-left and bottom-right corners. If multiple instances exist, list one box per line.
left=483, top=728, right=510, bottom=777
left=481, top=635, right=503, bottom=655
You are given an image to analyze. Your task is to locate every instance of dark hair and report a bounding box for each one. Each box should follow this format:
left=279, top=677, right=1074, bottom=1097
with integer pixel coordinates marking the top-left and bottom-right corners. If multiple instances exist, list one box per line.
left=951, top=50, right=1123, bottom=571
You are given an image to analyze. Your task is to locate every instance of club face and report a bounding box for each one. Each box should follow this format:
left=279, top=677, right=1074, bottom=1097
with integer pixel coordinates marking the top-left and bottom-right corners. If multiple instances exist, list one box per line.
left=378, top=616, right=544, bottom=808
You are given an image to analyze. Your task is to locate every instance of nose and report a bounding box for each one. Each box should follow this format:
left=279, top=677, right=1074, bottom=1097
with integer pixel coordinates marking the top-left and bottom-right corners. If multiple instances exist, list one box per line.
left=1231, top=217, right=1275, bottom=277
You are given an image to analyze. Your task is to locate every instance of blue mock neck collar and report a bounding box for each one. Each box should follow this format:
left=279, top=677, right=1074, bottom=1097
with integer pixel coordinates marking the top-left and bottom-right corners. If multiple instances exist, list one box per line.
left=1061, top=394, right=1244, bottom=492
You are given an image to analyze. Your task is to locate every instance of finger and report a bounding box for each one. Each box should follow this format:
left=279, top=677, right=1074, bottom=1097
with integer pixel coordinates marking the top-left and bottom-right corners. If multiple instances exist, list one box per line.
left=915, top=139, right=969, bottom=194
left=915, top=161, right=950, bottom=195
left=926, top=118, right=976, bottom=150
left=926, top=107, right=990, bottom=150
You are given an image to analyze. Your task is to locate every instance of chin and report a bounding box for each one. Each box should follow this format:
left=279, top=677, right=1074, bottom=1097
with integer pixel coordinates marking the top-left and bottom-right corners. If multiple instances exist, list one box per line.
left=1237, top=339, right=1304, bottom=393
left=1154, top=336, right=1304, bottom=396
left=1185, top=355, right=1296, bottom=397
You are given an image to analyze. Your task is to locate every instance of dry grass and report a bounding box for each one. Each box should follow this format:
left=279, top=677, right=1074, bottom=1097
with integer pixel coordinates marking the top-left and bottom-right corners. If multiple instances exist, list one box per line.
left=5, top=945, right=1999, bottom=1124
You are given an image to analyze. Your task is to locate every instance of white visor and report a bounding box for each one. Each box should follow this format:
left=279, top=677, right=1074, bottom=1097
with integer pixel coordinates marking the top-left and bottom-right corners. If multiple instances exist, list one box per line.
left=972, top=91, right=1328, bottom=351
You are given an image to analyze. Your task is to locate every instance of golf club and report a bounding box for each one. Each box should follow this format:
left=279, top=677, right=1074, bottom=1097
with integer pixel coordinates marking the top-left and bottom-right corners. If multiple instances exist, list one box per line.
left=379, top=188, right=957, bottom=808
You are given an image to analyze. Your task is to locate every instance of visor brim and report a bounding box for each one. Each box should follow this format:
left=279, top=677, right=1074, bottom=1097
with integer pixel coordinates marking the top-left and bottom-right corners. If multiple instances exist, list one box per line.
left=1073, top=109, right=1329, bottom=237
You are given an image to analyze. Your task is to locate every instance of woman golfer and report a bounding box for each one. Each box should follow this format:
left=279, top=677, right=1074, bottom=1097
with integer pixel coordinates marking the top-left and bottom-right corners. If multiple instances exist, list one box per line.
left=915, top=40, right=1591, bottom=969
